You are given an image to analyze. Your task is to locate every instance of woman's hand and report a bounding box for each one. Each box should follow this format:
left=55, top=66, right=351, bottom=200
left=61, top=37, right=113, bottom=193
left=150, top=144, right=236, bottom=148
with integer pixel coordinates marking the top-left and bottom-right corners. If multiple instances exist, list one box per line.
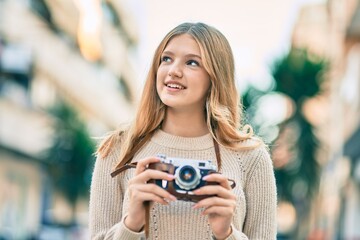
left=192, top=174, right=236, bottom=240
left=124, top=157, right=177, bottom=232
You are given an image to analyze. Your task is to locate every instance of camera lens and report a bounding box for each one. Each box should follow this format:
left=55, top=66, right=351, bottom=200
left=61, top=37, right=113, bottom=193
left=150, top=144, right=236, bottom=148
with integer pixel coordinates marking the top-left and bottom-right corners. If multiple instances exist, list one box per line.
left=175, top=165, right=201, bottom=190
left=179, top=166, right=195, bottom=182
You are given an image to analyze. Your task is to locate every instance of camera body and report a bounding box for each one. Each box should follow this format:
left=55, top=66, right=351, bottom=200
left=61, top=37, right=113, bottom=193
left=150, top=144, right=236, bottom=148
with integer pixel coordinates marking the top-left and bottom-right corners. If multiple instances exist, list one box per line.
left=148, top=154, right=218, bottom=202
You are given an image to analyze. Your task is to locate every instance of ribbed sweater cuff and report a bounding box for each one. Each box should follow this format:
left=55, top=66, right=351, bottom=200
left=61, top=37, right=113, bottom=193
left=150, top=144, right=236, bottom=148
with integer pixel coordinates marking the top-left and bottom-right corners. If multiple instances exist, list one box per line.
left=226, top=231, right=248, bottom=240
left=212, top=225, right=248, bottom=240
left=114, top=216, right=145, bottom=239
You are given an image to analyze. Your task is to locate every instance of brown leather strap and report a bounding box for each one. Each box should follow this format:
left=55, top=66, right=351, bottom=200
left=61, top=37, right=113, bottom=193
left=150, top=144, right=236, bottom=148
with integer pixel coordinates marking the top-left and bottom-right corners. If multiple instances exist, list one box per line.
left=112, top=140, right=221, bottom=174
left=228, top=178, right=236, bottom=189
left=110, top=162, right=137, bottom=177
left=112, top=133, right=154, bottom=175
left=112, top=161, right=236, bottom=189
left=109, top=139, right=236, bottom=188
left=213, top=138, right=221, bottom=171
left=143, top=201, right=150, bottom=237
left=111, top=138, right=222, bottom=176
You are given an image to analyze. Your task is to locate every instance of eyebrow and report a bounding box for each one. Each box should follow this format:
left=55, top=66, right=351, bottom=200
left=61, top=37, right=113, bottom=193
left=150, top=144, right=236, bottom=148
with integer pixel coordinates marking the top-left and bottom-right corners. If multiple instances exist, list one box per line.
left=162, top=51, right=202, bottom=59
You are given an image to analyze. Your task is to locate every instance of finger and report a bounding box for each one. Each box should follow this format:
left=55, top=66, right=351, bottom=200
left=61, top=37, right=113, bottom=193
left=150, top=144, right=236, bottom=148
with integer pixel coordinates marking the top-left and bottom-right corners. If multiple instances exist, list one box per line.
left=132, top=169, right=175, bottom=183
left=201, top=206, right=234, bottom=216
left=135, top=183, right=177, bottom=201
left=135, top=157, right=161, bottom=175
left=202, top=173, right=231, bottom=190
left=193, top=197, right=235, bottom=209
left=193, top=185, right=236, bottom=200
left=131, top=191, right=170, bottom=205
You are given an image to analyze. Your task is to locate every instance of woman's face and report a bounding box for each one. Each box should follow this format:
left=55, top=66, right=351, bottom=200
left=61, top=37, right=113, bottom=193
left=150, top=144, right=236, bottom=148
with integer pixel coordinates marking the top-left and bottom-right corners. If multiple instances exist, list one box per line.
left=156, top=34, right=211, bottom=112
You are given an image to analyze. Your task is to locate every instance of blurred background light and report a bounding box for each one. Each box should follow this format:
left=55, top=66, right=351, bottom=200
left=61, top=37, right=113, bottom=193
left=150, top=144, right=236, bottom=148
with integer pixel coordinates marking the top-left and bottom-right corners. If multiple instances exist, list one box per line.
left=277, top=201, right=297, bottom=234
left=74, top=0, right=102, bottom=61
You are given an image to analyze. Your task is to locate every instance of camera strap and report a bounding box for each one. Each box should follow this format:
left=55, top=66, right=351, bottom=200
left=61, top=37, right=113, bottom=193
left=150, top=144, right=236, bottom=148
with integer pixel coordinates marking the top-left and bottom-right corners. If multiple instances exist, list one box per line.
left=110, top=162, right=137, bottom=177
left=110, top=139, right=236, bottom=189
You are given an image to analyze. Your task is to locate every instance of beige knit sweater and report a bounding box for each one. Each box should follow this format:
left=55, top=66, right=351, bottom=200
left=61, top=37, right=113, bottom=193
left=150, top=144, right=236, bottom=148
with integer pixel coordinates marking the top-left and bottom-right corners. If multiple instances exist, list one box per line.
left=89, top=130, right=277, bottom=239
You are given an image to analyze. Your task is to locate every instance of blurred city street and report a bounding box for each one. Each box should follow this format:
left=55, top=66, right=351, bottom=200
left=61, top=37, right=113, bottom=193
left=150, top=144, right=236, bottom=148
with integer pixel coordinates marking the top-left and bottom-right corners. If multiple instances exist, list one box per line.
left=0, top=0, right=360, bottom=239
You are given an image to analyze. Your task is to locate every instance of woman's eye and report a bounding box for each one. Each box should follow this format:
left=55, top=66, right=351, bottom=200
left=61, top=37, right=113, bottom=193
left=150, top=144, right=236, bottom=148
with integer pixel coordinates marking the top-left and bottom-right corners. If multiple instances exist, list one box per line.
left=187, top=60, right=199, bottom=66
left=161, top=56, right=171, bottom=62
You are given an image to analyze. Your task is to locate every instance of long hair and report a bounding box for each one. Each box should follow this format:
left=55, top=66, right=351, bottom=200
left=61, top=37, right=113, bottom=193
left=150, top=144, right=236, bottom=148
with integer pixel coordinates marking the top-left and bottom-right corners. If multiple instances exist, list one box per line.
left=98, top=22, right=259, bottom=168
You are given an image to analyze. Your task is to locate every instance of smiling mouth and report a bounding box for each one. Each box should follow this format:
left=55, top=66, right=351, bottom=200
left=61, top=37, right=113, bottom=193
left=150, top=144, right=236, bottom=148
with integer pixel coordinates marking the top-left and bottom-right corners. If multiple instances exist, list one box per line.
left=166, top=83, right=185, bottom=90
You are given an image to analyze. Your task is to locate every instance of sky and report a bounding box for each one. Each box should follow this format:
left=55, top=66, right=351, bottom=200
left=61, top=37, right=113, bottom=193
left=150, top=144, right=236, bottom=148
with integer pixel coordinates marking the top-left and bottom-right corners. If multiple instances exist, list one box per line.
left=125, top=0, right=326, bottom=92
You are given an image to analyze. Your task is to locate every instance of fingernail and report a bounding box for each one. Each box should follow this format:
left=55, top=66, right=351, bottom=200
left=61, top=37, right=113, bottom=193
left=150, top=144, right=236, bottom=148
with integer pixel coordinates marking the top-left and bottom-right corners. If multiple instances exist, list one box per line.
left=202, top=175, right=210, bottom=180
left=192, top=204, right=198, bottom=209
left=167, top=174, right=176, bottom=179
left=169, top=195, right=177, bottom=201
left=193, top=189, right=200, bottom=194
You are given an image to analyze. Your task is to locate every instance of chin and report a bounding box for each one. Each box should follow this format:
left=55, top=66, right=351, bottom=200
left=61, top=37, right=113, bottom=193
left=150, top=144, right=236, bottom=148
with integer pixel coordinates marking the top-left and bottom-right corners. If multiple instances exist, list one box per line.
left=162, top=102, right=181, bottom=109
left=159, top=96, right=176, bottom=106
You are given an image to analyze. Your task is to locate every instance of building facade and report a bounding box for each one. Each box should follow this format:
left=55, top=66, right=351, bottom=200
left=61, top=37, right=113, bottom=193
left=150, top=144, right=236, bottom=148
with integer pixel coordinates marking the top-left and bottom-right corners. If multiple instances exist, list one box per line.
left=291, top=0, right=360, bottom=238
left=0, top=0, right=138, bottom=238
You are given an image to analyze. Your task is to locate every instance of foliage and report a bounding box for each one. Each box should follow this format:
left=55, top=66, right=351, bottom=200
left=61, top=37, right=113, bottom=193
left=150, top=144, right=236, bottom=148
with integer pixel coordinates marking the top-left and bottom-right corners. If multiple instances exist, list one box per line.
left=243, top=47, right=328, bottom=237
left=44, top=101, right=95, bottom=208
left=272, top=48, right=326, bottom=104
left=271, top=48, right=327, bottom=202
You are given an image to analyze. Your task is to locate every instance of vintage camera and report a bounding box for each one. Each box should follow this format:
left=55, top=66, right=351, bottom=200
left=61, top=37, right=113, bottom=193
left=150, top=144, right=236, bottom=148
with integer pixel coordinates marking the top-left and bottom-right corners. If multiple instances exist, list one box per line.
left=148, top=154, right=218, bottom=202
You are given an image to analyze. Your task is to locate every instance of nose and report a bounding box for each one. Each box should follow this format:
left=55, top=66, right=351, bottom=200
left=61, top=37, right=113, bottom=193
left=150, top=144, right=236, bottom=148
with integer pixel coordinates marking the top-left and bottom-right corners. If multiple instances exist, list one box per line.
left=168, top=62, right=183, bottom=78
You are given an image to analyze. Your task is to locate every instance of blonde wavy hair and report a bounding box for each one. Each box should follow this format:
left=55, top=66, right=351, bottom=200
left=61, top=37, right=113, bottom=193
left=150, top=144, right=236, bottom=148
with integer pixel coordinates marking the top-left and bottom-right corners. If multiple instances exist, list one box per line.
left=98, top=22, right=260, bottom=170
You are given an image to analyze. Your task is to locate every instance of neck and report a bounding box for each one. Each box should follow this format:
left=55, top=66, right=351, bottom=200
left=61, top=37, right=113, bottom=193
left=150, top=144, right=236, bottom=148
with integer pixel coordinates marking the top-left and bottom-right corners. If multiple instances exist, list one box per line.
left=161, top=108, right=209, bottom=137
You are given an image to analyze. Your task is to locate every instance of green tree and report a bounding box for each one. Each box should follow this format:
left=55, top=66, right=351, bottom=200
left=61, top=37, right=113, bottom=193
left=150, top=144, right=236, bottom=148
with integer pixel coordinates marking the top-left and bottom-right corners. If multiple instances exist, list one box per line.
left=45, top=101, right=95, bottom=224
left=243, top=48, right=327, bottom=238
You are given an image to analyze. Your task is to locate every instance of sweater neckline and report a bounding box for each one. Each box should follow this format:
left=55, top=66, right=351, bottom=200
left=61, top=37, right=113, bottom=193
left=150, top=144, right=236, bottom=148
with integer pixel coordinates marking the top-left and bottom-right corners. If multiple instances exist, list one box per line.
left=151, top=129, right=214, bottom=150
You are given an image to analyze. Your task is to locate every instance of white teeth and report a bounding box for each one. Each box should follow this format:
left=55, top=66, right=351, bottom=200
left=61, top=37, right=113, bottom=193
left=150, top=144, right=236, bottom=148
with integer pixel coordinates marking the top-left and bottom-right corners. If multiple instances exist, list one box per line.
left=167, top=83, right=184, bottom=89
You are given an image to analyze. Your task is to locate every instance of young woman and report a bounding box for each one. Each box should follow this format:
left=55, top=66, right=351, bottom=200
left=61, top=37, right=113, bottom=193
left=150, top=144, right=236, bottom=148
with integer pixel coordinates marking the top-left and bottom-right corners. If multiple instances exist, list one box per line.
left=89, top=22, right=277, bottom=239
